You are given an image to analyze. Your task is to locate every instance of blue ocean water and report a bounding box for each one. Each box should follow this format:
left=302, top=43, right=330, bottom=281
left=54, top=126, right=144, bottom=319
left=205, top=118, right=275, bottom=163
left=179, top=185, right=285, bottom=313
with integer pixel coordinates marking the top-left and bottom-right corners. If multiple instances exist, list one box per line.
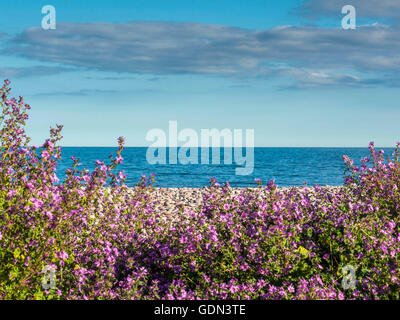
left=55, top=147, right=395, bottom=188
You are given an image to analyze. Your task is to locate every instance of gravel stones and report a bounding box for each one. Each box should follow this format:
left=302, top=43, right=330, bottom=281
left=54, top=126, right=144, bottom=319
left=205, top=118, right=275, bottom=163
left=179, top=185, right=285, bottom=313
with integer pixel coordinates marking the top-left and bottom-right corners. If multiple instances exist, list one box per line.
left=145, top=186, right=345, bottom=218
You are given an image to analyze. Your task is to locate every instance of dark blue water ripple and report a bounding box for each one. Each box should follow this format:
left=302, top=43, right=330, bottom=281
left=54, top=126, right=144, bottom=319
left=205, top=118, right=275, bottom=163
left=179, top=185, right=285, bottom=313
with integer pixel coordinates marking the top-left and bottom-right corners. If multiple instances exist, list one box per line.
left=55, top=147, right=395, bottom=188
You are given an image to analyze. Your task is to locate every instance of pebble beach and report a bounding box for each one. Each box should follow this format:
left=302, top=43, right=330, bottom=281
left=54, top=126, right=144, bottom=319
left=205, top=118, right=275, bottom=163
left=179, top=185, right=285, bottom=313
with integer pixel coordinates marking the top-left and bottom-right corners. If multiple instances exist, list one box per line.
left=142, top=186, right=345, bottom=217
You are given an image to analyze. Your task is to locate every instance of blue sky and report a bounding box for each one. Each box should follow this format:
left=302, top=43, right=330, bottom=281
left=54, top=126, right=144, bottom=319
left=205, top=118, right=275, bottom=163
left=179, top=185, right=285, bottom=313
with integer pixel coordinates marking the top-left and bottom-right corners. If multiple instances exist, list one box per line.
left=0, top=0, right=399, bottom=147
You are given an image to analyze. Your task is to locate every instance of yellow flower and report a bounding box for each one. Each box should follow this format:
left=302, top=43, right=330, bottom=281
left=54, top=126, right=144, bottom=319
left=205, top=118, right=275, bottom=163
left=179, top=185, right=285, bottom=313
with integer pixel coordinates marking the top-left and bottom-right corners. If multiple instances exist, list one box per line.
left=74, top=264, right=79, bottom=270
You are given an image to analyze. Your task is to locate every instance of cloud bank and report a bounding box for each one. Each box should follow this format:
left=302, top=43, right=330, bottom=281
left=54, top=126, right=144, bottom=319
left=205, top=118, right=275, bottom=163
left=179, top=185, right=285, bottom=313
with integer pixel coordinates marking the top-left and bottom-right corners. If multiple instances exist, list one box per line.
left=3, top=20, right=400, bottom=88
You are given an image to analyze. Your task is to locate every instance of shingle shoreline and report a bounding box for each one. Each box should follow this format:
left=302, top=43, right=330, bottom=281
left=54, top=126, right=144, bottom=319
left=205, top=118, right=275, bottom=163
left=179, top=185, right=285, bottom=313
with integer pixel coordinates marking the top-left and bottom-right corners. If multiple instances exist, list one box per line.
left=140, top=186, right=345, bottom=216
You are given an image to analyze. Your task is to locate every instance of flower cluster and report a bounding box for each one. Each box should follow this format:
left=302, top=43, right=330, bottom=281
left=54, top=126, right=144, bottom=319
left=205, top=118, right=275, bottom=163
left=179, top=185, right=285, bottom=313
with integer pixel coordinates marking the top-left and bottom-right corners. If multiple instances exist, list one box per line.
left=0, top=80, right=399, bottom=300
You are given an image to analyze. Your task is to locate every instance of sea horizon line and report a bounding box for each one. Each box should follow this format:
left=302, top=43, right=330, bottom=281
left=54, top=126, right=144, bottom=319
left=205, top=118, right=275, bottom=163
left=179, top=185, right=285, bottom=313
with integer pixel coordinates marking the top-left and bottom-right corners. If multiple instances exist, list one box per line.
left=56, top=145, right=396, bottom=149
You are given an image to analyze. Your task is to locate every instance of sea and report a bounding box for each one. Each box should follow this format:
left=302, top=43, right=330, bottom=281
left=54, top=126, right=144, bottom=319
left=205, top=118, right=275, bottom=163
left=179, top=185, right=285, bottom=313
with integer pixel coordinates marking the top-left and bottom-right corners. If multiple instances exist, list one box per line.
left=55, top=147, right=395, bottom=188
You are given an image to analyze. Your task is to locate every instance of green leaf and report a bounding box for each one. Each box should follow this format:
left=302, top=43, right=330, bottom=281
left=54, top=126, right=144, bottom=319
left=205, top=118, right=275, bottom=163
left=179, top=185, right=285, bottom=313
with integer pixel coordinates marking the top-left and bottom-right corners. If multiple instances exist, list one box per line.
left=297, top=246, right=310, bottom=257
left=13, top=248, right=21, bottom=259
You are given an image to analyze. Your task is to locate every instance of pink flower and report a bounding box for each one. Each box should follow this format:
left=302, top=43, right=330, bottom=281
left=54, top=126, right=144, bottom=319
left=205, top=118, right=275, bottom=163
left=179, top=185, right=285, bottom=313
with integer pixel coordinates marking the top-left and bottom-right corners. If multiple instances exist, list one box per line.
left=45, top=211, right=53, bottom=220
left=118, top=171, right=126, bottom=180
left=31, top=198, right=44, bottom=210
left=58, top=251, right=69, bottom=260
left=41, top=150, right=50, bottom=159
left=8, top=190, right=16, bottom=197
left=52, top=174, right=59, bottom=183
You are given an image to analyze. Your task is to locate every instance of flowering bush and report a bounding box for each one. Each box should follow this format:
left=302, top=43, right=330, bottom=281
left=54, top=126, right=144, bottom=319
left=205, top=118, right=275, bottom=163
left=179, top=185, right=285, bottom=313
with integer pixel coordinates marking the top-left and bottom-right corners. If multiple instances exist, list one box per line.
left=0, top=80, right=399, bottom=300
